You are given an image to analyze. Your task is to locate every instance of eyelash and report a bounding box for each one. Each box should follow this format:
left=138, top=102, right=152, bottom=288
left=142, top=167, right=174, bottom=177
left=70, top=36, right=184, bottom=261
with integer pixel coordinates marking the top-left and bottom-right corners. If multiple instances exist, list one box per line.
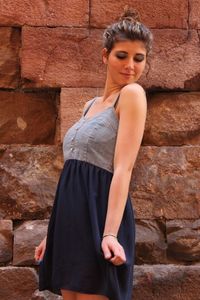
left=116, top=55, right=144, bottom=62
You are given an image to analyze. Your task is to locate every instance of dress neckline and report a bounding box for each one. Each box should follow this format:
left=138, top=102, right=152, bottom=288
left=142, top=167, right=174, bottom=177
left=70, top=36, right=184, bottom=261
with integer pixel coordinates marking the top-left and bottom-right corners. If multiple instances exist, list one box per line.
left=82, top=94, right=120, bottom=121
left=82, top=106, right=114, bottom=121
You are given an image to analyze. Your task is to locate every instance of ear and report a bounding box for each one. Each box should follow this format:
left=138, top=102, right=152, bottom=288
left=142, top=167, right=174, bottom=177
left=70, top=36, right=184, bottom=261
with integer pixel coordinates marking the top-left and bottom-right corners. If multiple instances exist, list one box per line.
left=102, top=48, right=109, bottom=64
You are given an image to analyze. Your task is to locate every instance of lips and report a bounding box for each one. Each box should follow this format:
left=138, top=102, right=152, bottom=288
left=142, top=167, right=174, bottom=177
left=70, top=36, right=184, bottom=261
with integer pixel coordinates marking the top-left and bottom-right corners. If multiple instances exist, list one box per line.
left=120, top=73, right=134, bottom=76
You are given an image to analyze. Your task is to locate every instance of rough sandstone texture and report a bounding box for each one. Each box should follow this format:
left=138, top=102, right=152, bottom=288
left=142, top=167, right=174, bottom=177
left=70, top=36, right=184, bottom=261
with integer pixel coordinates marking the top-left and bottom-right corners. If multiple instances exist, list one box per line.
left=0, top=91, right=58, bottom=145
left=189, top=0, right=200, bottom=29
left=13, top=220, right=49, bottom=266
left=0, top=267, right=38, bottom=300
left=0, top=27, right=20, bottom=89
left=0, top=220, right=12, bottom=264
left=21, top=28, right=104, bottom=88
left=0, top=145, right=63, bottom=220
left=142, top=30, right=200, bottom=90
left=144, top=92, right=200, bottom=146
left=131, top=146, right=200, bottom=219
left=133, top=265, right=200, bottom=300
left=166, top=219, right=200, bottom=262
left=90, top=0, right=188, bottom=29
left=135, top=219, right=167, bottom=264
left=60, top=87, right=104, bottom=140
left=0, top=0, right=89, bottom=27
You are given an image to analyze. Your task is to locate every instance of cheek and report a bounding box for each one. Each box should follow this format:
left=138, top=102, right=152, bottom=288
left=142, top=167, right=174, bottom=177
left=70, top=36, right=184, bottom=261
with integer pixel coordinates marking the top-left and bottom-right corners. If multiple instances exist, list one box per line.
left=136, top=63, right=145, bottom=74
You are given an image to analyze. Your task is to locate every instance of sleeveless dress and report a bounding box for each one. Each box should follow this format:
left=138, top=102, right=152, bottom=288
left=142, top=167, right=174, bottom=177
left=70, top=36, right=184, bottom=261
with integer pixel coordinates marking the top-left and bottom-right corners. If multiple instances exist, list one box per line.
left=39, top=93, right=136, bottom=300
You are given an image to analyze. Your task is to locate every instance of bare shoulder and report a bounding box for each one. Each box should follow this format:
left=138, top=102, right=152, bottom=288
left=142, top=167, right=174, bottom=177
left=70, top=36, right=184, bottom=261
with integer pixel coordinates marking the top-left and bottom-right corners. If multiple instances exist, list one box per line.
left=121, top=82, right=146, bottom=95
left=120, top=83, right=147, bottom=109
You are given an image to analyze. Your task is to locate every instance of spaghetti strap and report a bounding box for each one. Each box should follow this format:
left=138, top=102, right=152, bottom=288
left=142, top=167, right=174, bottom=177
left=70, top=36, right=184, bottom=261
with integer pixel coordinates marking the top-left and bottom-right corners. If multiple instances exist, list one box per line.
left=83, top=98, right=96, bottom=116
left=113, top=93, right=120, bottom=109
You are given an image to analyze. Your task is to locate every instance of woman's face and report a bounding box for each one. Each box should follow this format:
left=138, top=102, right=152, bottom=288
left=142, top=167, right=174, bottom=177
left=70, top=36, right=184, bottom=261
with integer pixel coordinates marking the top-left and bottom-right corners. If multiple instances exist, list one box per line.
left=102, top=40, right=147, bottom=87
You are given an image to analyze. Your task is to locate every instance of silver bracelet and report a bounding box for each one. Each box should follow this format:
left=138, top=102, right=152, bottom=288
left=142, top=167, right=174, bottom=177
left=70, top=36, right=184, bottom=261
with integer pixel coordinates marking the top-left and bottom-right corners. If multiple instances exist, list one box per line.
left=102, top=233, right=118, bottom=240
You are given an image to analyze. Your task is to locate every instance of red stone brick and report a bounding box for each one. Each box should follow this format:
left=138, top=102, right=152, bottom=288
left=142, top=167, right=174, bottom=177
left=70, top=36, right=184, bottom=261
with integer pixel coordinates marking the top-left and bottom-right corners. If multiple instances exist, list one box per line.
left=0, top=0, right=89, bottom=26
left=133, top=265, right=200, bottom=300
left=0, top=220, right=12, bottom=263
left=166, top=219, right=200, bottom=262
left=189, top=0, right=200, bottom=29
left=135, top=220, right=167, bottom=264
left=60, top=88, right=103, bottom=141
left=0, top=90, right=57, bottom=144
left=0, top=267, right=38, bottom=299
left=21, top=28, right=200, bottom=90
left=0, top=145, right=62, bottom=219
left=21, top=28, right=105, bottom=88
left=91, top=0, right=188, bottom=29
left=131, top=146, right=200, bottom=219
left=139, top=29, right=200, bottom=90
left=13, top=220, right=48, bottom=266
left=0, top=27, right=20, bottom=88
left=144, top=92, right=200, bottom=146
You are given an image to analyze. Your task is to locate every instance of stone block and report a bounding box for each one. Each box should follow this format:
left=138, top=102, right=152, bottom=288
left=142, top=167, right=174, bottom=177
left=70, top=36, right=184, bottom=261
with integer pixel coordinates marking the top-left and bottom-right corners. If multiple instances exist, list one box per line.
left=144, top=92, right=200, bottom=146
left=13, top=220, right=48, bottom=266
left=135, top=220, right=167, bottom=264
left=0, top=266, right=38, bottom=300
left=0, top=220, right=12, bottom=263
left=91, top=0, right=188, bottom=29
left=0, top=0, right=89, bottom=26
left=60, top=88, right=103, bottom=140
left=131, top=146, right=200, bottom=219
left=0, top=90, right=58, bottom=145
left=189, top=0, right=200, bottom=29
left=0, top=27, right=20, bottom=88
left=133, top=265, right=200, bottom=299
left=140, top=30, right=200, bottom=90
left=21, top=28, right=104, bottom=88
left=166, top=219, right=200, bottom=262
left=0, top=145, right=63, bottom=219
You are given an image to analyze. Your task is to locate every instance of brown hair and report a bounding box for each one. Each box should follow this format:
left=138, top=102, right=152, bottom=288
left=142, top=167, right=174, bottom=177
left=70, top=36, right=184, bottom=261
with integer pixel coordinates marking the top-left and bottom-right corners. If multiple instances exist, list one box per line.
left=103, top=6, right=153, bottom=56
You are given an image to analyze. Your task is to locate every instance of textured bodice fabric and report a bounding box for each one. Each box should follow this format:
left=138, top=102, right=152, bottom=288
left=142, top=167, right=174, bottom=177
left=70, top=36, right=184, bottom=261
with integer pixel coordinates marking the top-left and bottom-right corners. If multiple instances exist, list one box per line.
left=63, top=98, right=119, bottom=173
left=39, top=94, right=135, bottom=300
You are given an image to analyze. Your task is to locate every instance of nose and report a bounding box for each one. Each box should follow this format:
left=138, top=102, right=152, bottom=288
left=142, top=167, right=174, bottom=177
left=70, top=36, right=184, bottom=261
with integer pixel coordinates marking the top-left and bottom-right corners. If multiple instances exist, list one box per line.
left=124, top=58, right=134, bottom=71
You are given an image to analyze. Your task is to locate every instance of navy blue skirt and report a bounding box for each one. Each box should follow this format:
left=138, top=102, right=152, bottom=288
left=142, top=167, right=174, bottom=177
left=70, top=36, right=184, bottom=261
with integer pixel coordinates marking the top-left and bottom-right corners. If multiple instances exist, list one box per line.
left=39, top=159, right=135, bottom=300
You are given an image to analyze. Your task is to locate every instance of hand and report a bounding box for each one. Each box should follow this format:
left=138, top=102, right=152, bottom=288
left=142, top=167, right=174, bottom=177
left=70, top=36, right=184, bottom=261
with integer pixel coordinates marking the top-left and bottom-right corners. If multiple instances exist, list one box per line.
left=34, top=236, right=47, bottom=263
left=101, top=236, right=126, bottom=266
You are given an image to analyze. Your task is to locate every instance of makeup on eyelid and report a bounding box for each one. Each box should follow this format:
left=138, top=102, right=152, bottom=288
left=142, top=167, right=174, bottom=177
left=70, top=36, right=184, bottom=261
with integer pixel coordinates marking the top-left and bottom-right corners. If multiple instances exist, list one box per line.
left=115, top=53, right=145, bottom=62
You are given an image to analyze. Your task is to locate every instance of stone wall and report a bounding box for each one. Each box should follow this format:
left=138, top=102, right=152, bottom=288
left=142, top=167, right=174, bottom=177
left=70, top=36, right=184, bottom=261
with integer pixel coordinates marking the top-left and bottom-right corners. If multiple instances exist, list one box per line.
left=0, top=1, right=199, bottom=299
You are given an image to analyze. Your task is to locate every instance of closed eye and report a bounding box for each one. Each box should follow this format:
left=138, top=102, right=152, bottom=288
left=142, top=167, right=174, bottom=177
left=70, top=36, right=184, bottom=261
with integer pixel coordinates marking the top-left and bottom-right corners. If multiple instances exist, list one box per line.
left=134, top=54, right=145, bottom=62
left=116, top=54, right=127, bottom=59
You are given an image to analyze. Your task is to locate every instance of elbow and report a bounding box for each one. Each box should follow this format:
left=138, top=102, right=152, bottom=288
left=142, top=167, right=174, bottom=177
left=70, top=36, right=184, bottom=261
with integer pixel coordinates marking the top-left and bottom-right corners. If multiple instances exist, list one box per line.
left=113, top=164, right=134, bottom=178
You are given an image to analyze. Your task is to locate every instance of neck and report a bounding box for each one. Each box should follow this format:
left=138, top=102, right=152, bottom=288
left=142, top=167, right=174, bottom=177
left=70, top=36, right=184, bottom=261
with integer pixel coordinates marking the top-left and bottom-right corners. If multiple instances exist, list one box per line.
left=101, top=77, right=123, bottom=103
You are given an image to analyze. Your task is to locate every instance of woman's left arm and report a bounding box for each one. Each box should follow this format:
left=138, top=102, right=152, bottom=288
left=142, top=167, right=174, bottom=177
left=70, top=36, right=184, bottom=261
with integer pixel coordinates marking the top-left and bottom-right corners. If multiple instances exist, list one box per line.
left=101, top=83, right=147, bottom=265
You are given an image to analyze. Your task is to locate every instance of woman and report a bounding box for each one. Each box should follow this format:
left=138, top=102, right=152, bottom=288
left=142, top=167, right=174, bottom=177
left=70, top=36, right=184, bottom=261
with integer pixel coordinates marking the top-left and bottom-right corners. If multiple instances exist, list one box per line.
left=35, top=7, right=153, bottom=300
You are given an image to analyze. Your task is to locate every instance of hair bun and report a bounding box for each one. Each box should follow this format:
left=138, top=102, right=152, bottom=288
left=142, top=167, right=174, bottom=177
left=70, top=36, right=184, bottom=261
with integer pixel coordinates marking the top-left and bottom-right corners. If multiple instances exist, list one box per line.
left=119, top=5, right=141, bottom=23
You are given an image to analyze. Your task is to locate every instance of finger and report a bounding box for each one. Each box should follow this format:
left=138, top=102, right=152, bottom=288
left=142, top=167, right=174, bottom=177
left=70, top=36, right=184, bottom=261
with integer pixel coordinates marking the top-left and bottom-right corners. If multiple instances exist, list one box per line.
left=102, top=243, right=112, bottom=260
left=110, top=251, right=126, bottom=264
left=35, top=247, right=41, bottom=261
left=110, top=256, right=126, bottom=266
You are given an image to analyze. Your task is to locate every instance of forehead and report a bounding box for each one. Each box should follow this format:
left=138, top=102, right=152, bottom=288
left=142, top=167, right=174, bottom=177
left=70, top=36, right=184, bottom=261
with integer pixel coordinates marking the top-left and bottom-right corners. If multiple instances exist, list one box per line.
left=112, top=40, right=146, bottom=54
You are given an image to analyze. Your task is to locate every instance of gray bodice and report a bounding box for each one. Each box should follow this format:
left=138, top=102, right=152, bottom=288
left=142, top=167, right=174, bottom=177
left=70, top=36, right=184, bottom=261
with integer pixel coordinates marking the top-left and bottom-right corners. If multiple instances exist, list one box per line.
left=62, top=94, right=120, bottom=173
